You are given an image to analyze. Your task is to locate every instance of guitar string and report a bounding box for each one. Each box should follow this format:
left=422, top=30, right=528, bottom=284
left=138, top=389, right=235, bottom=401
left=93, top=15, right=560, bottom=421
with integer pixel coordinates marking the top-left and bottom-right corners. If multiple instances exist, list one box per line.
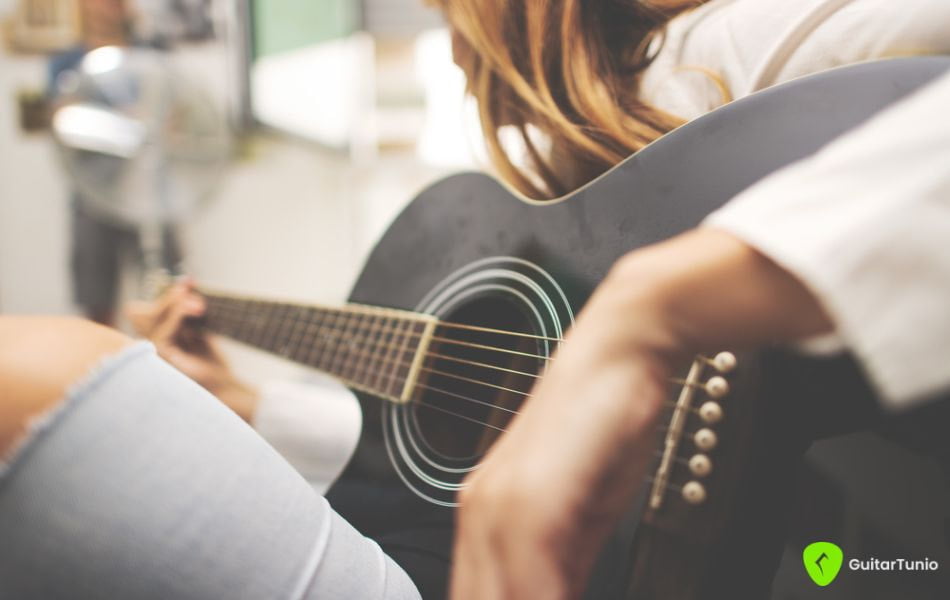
left=417, top=399, right=689, bottom=439
left=427, top=350, right=541, bottom=379
left=207, top=299, right=697, bottom=427
left=208, top=297, right=553, bottom=380
left=210, top=300, right=425, bottom=391
left=412, top=399, right=509, bottom=433
left=221, top=300, right=559, bottom=363
left=416, top=381, right=521, bottom=415
left=209, top=303, right=541, bottom=393
left=209, top=303, right=707, bottom=447
left=434, top=320, right=562, bottom=342
left=204, top=295, right=565, bottom=353
left=430, top=335, right=553, bottom=361
left=207, top=301, right=538, bottom=408
left=407, top=389, right=686, bottom=439
left=256, top=306, right=540, bottom=401
left=208, top=298, right=701, bottom=494
left=208, top=298, right=695, bottom=401
left=205, top=305, right=564, bottom=369
left=211, top=302, right=695, bottom=438
left=215, top=297, right=559, bottom=363
left=279, top=317, right=529, bottom=428
left=202, top=293, right=566, bottom=343
left=422, top=365, right=532, bottom=397
left=208, top=300, right=548, bottom=432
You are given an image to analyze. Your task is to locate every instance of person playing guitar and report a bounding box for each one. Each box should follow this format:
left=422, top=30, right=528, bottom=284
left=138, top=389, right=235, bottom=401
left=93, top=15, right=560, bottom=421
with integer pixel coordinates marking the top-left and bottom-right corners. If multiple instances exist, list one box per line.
left=2, top=1, right=950, bottom=599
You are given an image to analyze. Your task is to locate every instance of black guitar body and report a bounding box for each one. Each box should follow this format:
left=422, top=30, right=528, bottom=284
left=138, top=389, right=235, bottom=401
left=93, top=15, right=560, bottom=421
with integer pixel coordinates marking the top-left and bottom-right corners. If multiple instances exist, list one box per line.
left=325, top=58, right=950, bottom=599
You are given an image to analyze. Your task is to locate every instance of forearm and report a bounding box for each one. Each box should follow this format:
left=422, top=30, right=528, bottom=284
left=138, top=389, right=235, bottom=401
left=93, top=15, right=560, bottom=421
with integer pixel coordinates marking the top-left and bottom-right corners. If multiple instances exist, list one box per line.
left=450, top=229, right=832, bottom=599
left=582, top=228, right=833, bottom=365
left=702, top=71, right=950, bottom=406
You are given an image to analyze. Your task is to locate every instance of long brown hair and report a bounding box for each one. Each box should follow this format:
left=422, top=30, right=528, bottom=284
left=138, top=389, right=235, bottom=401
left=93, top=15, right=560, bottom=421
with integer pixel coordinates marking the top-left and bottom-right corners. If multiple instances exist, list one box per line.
left=431, top=0, right=708, bottom=199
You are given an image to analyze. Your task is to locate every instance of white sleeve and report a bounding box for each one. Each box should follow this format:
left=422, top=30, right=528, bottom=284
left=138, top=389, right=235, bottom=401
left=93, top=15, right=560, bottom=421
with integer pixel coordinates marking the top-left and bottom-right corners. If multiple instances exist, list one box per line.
left=251, top=376, right=362, bottom=494
left=704, top=71, right=950, bottom=410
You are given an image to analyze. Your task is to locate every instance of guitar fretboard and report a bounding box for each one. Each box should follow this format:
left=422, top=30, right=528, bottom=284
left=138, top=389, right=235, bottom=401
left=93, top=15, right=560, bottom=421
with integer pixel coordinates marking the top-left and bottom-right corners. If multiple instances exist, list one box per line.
left=201, top=292, right=436, bottom=404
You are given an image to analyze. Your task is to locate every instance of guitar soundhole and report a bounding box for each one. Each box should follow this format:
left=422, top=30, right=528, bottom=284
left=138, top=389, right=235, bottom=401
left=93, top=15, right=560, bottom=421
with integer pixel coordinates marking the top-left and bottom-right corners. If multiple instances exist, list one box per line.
left=410, top=295, right=545, bottom=462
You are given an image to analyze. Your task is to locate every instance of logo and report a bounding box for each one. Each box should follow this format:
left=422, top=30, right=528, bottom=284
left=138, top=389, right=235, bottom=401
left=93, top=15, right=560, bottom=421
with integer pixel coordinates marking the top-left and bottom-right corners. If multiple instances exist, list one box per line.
left=803, top=541, right=844, bottom=587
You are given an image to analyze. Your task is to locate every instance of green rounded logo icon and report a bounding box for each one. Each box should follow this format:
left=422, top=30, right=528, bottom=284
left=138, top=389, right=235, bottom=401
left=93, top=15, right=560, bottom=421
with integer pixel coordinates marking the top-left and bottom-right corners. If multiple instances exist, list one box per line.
left=803, top=542, right=844, bottom=586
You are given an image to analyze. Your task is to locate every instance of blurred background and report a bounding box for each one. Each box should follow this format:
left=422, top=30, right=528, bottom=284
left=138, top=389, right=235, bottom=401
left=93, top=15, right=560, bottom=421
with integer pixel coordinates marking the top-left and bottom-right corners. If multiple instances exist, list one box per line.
left=0, top=0, right=480, bottom=379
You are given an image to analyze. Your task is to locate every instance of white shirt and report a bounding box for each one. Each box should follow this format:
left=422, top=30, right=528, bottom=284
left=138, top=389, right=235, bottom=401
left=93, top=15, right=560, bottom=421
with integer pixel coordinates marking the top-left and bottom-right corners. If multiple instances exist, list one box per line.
left=706, top=71, right=950, bottom=409
left=641, top=0, right=950, bottom=409
left=254, top=0, right=950, bottom=480
left=252, top=376, right=362, bottom=493
left=641, top=0, right=950, bottom=120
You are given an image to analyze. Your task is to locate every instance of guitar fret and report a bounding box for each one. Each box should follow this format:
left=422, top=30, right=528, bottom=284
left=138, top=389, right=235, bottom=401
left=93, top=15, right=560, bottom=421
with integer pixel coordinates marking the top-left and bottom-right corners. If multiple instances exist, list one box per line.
left=353, top=313, right=373, bottom=377
left=215, top=298, right=236, bottom=338
left=227, top=298, right=243, bottom=339
left=390, top=320, right=419, bottom=398
left=246, top=300, right=267, bottom=347
left=257, top=301, right=278, bottom=353
left=274, top=303, right=296, bottom=357
left=354, top=314, right=384, bottom=390
left=200, top=291, right=433, bottom=402
left=286, top=305, right=309, bottom=362
left=371, top=316, right=397, bottom=392
left=348, top=312, right=374, bottom=384
left=336, top=312, right=356, bottom=383
left=343, top=313, right=365, bottom=385
left=235, top=299, right=252, bottom=342
left=299, top=307, right=324, bottom=368
left=329, top=310, right=353, bottom=377
left=321, top=309, right=346, bottom=373
left=383, top=318, right=411, bottom=397
left=308, top=310, right=334, bottom=371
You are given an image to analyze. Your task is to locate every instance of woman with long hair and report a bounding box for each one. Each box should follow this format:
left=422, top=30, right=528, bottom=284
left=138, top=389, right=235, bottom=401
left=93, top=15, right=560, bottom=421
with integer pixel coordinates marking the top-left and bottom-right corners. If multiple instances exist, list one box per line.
left=434, top=0, right=950, bottom=199
left=431, top=0, right=950, bottom=598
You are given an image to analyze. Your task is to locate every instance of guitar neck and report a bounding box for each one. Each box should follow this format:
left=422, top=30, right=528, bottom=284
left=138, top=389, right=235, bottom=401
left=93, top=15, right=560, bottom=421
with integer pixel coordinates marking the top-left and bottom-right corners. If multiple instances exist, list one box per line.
left=200, top=290, right=436, bottom=404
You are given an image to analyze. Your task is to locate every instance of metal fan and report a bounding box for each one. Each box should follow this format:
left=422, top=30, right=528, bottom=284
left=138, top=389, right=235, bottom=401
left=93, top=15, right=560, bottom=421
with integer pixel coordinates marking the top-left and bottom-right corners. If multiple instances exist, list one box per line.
left=51, top=45, right=230, bottom=287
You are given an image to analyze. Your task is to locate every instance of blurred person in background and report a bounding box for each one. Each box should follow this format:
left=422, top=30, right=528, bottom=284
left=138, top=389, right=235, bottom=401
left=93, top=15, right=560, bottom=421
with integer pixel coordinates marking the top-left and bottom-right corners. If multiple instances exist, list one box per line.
left=47, top=0, right=180, bottom=325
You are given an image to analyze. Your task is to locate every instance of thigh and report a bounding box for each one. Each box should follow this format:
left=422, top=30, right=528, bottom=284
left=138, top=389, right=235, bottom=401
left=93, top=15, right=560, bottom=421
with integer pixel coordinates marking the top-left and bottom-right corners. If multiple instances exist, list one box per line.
left=0, top=343, right=419, bottom=600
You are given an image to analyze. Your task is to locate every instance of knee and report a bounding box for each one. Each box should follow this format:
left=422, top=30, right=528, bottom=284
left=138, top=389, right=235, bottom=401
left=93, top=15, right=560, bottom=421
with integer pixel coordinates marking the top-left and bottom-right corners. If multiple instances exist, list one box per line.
left=0, top=317, right=130, bottom=454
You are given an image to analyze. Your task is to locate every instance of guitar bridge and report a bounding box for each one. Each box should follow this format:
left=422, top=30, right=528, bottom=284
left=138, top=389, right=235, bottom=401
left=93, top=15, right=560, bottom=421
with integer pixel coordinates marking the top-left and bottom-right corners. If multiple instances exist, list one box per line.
left=649, top=352, right=736, bottom=510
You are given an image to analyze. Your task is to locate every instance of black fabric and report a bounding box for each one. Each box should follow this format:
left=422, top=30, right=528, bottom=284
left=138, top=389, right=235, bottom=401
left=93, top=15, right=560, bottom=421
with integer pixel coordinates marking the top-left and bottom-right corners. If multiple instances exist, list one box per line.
left=71, top=199, right=180, bottom=313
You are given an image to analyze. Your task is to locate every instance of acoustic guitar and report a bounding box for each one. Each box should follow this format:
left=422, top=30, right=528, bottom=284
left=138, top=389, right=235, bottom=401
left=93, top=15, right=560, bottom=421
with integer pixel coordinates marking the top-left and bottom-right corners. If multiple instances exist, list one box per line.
left=194, top=58, right=950, bottom=599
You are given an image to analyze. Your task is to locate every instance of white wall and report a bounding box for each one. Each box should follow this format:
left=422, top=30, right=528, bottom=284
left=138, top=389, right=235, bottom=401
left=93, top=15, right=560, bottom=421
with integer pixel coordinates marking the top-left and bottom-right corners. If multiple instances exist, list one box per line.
left=0, top=51, right=72, bottom=314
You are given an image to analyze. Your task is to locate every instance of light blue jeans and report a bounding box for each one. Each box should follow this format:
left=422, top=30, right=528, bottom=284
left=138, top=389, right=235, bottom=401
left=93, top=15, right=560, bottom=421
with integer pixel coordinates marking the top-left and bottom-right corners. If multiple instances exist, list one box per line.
left=0, top=342, right=420, bottom=600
